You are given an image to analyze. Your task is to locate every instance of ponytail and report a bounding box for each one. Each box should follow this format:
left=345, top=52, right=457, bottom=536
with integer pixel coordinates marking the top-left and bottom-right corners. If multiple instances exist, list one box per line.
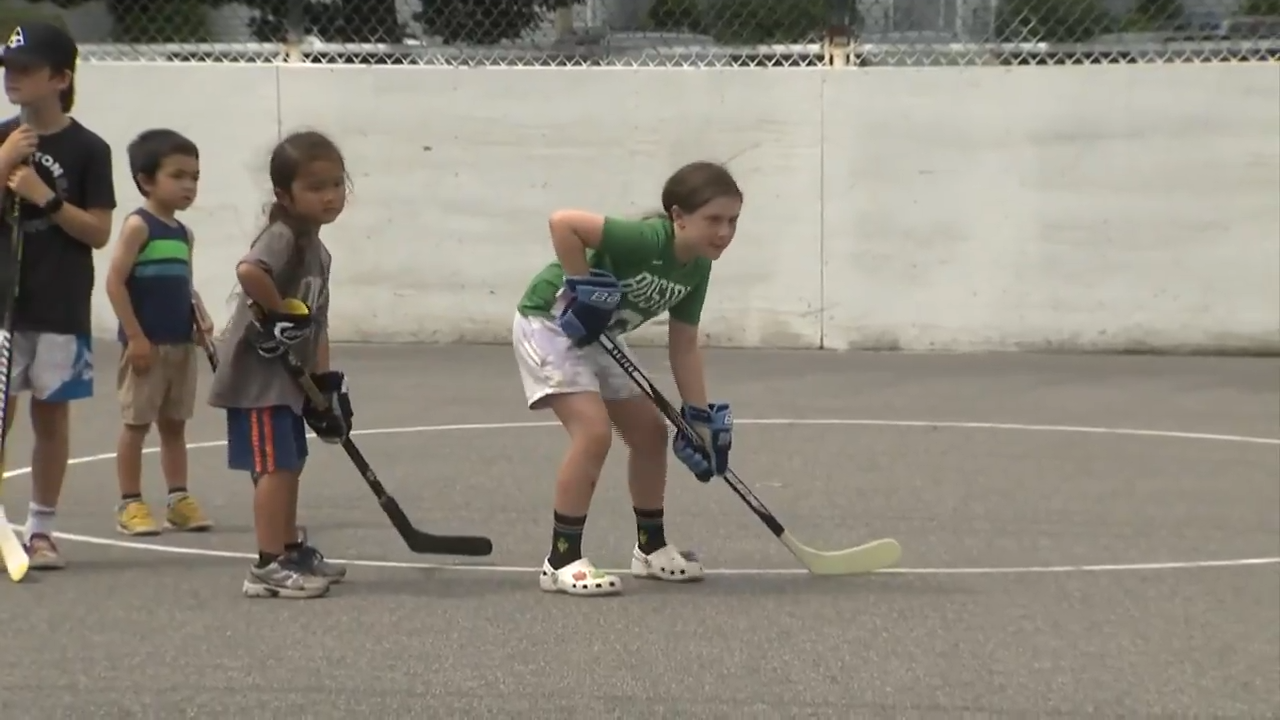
left=266, top=200, right=287, bottom=225
left=263, top=200, right=314, bottom=242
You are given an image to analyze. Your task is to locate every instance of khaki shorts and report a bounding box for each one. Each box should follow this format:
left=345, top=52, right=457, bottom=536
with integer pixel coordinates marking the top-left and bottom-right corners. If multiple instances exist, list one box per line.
left=117, top=344, right=198, bottom=425
left=512, top=312, right=643, bottom=409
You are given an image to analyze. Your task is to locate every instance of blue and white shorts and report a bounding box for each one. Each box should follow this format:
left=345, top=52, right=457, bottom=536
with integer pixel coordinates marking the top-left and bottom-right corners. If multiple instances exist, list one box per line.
left=5, top=332, right=93, bottom=402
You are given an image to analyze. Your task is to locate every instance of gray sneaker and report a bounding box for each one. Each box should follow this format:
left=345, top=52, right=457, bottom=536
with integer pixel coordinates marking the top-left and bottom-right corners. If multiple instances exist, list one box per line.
left=242, top=559, right=330, bottom=599
left=291, top=544, right=347, bottom=584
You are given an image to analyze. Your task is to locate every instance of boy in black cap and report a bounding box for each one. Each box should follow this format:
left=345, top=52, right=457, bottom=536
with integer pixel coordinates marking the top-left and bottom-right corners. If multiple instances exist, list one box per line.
left=0, top=21, right=116, bottom=571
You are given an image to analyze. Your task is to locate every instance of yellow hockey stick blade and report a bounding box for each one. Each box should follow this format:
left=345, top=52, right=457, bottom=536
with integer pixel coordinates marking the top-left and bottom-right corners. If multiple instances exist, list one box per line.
left=0, top=507, right=29, bottom=582
left=780, top=532, right=901, bottom=576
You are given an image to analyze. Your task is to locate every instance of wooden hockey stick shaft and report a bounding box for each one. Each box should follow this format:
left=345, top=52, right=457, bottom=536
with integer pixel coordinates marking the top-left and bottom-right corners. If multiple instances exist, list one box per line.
left=0, top=108, right=33, bottom=581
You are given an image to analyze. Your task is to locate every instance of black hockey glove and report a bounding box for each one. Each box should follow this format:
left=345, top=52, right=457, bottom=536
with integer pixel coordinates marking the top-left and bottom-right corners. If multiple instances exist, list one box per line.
left=251, top=298, right=312, bottom=359
left=304, top=370, right=353, bottom=444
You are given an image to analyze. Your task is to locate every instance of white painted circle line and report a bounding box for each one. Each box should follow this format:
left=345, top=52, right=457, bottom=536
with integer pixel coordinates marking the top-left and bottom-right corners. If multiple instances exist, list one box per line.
left=35, top=530, right=1280, bottom=575
left=3, top=418, right=1278, bottom=576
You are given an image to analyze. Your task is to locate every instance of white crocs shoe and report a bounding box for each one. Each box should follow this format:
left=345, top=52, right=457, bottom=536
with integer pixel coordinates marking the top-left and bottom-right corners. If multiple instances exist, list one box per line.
left=631, top=544, right=706, bottom=582
left=539, top=557, right=623, bottom=597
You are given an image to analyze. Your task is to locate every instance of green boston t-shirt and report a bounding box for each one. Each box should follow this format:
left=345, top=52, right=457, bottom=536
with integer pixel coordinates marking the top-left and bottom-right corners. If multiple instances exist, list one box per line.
left=516, top=216, right=711, bottom=334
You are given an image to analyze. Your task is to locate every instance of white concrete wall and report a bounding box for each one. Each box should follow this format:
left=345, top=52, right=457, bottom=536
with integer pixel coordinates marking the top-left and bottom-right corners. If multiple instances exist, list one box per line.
left=821, top=65, right=1280, bottom=353
left=4, top=63, right=1277, bottom=353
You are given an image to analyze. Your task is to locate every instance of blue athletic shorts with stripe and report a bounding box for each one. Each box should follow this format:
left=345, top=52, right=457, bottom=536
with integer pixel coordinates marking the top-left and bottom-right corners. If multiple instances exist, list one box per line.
left=226, top=406, right=309, bottom=476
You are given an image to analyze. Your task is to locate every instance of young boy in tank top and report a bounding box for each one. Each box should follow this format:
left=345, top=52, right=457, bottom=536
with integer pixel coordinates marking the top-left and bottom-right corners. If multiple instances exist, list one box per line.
left=104, top=129, right=214, bottom=537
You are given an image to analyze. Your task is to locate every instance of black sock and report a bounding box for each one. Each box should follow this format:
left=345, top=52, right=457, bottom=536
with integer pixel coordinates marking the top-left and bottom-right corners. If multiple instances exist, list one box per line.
left=167, top=487, right=187, bottom=497
left=121, top=493, right=142, bottom=503
left=256, top=551, right=279, bottom=568
left=284, top=540, right=304, bottom=553
left=548, top=511, right=586, bottom=570
left=635, top=507, right=666, bottom=554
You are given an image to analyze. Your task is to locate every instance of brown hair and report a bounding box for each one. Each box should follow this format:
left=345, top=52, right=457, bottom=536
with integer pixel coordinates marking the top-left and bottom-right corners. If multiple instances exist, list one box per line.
left=660, top=161, right=742, bottom=217
left=262, top=130, right=348, bottom=229
left=230, top=131, right=348, bottom=310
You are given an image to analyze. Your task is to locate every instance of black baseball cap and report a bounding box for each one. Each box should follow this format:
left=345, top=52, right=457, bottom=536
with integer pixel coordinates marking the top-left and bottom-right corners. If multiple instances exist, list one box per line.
left=1, top=22, right=78, bottom=73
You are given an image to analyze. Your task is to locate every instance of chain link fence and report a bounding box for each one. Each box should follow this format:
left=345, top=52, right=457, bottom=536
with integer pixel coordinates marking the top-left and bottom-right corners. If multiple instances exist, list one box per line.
left=2, top=0, right=1277, bottom=66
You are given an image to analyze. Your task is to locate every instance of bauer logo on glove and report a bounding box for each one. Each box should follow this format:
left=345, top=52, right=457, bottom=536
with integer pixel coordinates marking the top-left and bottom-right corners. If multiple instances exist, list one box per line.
left=250, top=297, right=313, bottom=358
left=557, top=269, right=622, bottom=347
left=673, top=402, right=733, bottom=483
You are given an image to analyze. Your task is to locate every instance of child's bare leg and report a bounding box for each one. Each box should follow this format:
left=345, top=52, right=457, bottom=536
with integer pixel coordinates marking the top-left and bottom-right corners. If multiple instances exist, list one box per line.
left=602, top=379, right=705, bottom=584
left=254, top=470, right=295, bottom=560
left=115, top=423, right=161, bottom=536
left=277, top=411, right=344, bottom=583
left=157, top=418, right=188, bottom=492
left=514, top=313, right=624, bottom=597
left=546, top=391, right=613, bottom=565
left=606, top=396, right=671, bottom=550
left=26, top=398, right=72, bottom=569
left=116, top=352, right=161, bottom=535
left=116, top=424, right=149, bottom=499
left=158, top=417, right=212, bottom=531
left=230, top=407, right=327, bottom=599
left=283, top=474, right=300, bottom=546
left=533, top=391, right=623, bottom=596
left=607, top=396, right=670, bottom=511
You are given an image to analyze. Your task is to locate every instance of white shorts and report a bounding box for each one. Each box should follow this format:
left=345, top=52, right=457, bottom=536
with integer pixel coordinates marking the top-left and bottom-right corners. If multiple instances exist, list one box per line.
left=3, top=331, right=94, bottom=402
left=512, top=312, right=643, bottom=409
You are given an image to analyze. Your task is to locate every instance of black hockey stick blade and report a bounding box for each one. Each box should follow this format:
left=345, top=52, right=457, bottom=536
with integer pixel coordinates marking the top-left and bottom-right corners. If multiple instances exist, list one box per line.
left=252, top=309, right=493, bottom=556
left=375, top=483, right=494, bottom=557
left=331, top=427, right=492, bottom=556
left=297, top=366, right=493, bottom=556
left=596, top=334, right=900, bottom=575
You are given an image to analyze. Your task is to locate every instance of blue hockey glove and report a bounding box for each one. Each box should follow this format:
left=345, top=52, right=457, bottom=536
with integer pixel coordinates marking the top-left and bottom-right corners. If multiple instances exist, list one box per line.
left=303, top=370, right=352, bottom=444
left=250, top=298, right=312, bottom=358
left=557, top=270, right=622, bottom=347
left=672, top=402, right=733, bottom=482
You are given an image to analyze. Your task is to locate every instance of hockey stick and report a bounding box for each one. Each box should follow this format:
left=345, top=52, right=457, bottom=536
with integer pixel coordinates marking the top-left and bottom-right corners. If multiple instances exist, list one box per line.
left=0, top=322, right=28, bottom=582
left=255, top=316, right=492, bottom=557
left=597, top=333, right=901, bottom=575
left=0, top=111, right=32, bottom=581
left=192, top=299, right=218, bottom=371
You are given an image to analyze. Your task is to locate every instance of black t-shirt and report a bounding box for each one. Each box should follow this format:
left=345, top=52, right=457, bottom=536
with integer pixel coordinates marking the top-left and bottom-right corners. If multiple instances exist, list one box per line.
left=0, top=118, right=116, bottom=335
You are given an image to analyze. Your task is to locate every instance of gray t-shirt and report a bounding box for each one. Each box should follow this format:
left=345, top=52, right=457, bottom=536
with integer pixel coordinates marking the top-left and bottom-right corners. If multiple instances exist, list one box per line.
left=207, top=221, right=331, bottom=414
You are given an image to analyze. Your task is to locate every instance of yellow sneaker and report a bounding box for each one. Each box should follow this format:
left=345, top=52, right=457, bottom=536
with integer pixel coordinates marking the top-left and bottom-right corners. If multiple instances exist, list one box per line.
left=116, top=500, right=161, bottom=537
left=165, top=493, right=213, bottom=532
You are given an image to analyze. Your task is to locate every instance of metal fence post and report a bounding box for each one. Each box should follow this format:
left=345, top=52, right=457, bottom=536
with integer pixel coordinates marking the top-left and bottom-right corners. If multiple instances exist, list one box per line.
left=825, top=0, right=856, bottom=67
left=283, top=0, right=306, bottom=63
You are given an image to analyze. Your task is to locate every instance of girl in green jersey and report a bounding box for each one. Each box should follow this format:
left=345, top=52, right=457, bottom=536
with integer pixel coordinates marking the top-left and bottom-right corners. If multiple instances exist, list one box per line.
left=512, top=161, right=742, bottom=597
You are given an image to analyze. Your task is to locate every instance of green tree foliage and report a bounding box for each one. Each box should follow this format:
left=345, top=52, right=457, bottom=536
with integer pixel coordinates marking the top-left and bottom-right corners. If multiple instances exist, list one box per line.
left=19, top=0, right=405, bottom=44
left=21, top=0, right=217, bottom=42
left=994, top=0, right=1114, bottom=43
left=1119, top=0, right=1186, bottom=31
left=0, top=2, right=69, bottom=41
left=242, top=0, right=405, bottom=43
left=1240, top=0, right=1280, bottom=15
left=415, top=0, right=578, bottom=45
left=647, top=0, right=846, bottom=44
left=647, top=0, right=704, bottom=34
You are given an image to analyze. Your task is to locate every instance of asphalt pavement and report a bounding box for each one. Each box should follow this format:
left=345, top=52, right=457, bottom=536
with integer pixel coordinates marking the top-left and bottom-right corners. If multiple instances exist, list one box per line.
left=1, top=343, right=1277, bottom=718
